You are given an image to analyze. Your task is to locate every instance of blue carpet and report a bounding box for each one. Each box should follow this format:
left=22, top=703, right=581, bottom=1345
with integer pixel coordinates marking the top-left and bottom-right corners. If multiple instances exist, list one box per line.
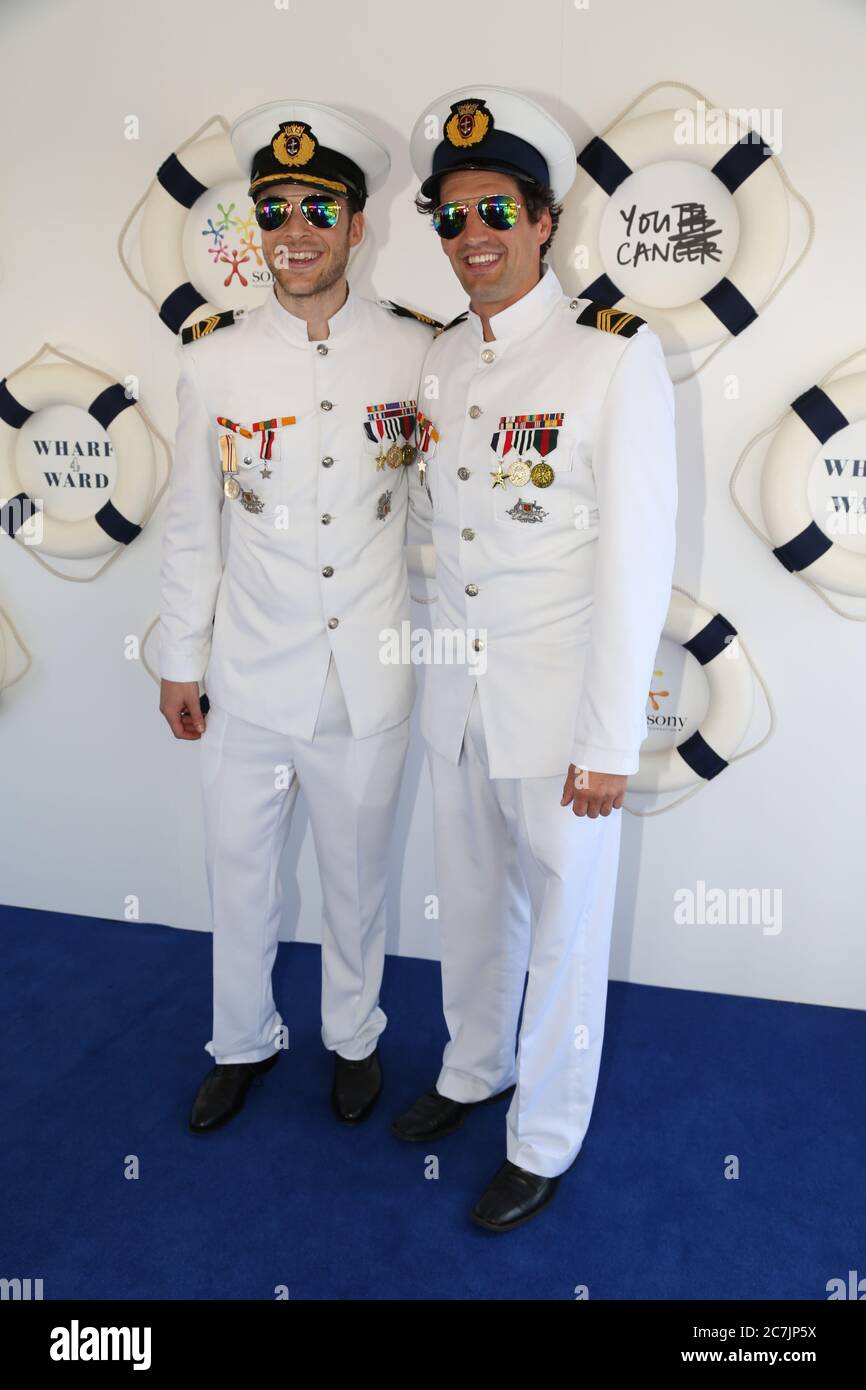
left=2, top=903, right=863, bottom=1300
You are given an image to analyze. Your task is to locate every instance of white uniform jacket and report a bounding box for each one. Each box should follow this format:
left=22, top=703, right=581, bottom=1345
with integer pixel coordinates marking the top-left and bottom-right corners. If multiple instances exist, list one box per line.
left=158, top=288, right=435, bottom=740
left=410, top=266, right=678, bottom=778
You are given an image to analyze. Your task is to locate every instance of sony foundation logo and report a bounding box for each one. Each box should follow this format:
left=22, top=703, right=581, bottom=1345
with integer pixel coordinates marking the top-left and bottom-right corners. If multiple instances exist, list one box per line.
left=646, top=667, right=686, bottom=732
left=49, top=1319, right=152, bottom=1370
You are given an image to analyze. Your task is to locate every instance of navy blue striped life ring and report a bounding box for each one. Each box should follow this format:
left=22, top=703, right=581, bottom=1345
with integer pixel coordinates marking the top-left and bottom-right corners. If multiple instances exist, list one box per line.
left=0, top=363, right=155, bottom=558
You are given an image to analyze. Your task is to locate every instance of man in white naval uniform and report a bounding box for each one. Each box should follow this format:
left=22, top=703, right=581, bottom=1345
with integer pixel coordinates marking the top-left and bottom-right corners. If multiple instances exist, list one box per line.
left=392, top=87, right=678, bottom=1231
left=158, top=101, right=439, bottom=1133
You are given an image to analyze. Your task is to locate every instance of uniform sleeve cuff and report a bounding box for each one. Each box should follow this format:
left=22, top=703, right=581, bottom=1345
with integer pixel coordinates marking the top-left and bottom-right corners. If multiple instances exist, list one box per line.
left=158, top=649, right=209, bottom=683
left=570, top=742, right=640, bottom=777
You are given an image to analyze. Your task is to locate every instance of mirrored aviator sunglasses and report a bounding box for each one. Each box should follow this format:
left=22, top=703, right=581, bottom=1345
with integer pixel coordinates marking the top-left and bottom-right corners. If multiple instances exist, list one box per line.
left=254, top=194, right=342, bottom=232
left=432, top=194, right=521, bottom=240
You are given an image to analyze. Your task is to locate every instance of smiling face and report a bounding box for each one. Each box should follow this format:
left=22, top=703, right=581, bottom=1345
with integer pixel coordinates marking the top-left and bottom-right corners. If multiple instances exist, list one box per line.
left=257, top=181, right=364, bottom=300
left=435, top=169, right=552, bottom=315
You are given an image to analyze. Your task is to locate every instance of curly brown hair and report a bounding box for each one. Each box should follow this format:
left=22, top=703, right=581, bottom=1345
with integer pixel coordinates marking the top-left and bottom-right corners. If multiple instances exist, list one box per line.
left=415, top=175, right=562, bottom=259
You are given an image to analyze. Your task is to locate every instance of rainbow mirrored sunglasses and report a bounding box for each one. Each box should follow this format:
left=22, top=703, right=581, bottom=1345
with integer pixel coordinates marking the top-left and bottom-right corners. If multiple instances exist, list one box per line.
left=254, top=193, right=343, bottom=232
left=431, top=194, right=522, bottom=240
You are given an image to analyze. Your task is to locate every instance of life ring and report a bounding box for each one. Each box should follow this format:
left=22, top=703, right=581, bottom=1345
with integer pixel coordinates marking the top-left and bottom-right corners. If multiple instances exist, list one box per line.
left=553, top=109, right=788, bottom=355
left=0, top=362, right=156, bottom=559
left=761, top=371, right=866, bottom=598
left=140, top=133, right=243, bottom=335
left=630, top=590, right=754, bottom=793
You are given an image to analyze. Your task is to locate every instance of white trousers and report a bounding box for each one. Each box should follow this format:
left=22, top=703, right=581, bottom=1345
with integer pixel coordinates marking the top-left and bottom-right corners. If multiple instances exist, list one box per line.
left=427, top=685, right=623, bottom=1179
left=198, top=656, right=410, bottom=1065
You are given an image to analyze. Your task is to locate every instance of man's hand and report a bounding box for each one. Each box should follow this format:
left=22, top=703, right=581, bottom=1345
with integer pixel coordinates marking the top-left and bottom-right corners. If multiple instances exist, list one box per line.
left=160, top=679, right=206, bottom=740
left=561, top=764, right=627, bottom=818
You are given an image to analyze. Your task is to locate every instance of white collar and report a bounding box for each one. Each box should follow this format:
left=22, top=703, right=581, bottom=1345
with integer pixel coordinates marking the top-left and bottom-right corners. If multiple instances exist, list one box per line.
left=465, top=264, right=563, bottom=342
left=263, top=281, right=357, bottom=344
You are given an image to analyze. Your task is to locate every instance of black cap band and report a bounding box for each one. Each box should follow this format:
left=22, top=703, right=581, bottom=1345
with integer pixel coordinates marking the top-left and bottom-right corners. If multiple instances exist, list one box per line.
left=422, top=128, right=550, bottom=199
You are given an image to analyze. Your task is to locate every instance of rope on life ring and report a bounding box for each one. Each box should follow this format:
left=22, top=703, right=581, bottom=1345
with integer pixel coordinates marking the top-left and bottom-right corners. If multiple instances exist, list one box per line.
left=625, top=586, right=774, bottom=815
left=119, top=115, right=247, bottom=337
left=731, top=347, right=866, bottom=619
left=553, top=80, right=814, bottom=376
left=0, top=345, right=166, bottom=569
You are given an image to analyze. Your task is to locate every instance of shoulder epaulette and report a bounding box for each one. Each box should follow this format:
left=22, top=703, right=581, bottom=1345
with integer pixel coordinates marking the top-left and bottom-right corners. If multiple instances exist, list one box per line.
left=574, top=302, right=646, bottom=337
left=381, top=300, right=444, bottom=331
left=434, top=311, right=469, bottom=337
left=180, top=310, right=237, bottom=345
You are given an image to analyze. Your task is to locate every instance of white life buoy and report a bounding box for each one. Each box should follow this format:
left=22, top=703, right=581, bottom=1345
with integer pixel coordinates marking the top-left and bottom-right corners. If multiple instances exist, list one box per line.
left=553, top=109, right=788, bottom=355
left=761, top=370, right=866, bottom=597
left=631, top=590, right=754, bottom=793
left=140, top=133, right=242, bottom=336
left=0, top=362, right=156, bottom=559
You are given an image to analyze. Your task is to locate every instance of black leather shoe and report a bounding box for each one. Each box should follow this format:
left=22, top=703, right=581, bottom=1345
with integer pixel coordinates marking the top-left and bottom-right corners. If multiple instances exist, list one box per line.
left=471, top=1159, right=559, bottom=1232
left=391, top=1083, right=515, bottom=1142
left=331, top=1048, right=382, bottom=1124
left=188, top=1050, right=280, bottom=1133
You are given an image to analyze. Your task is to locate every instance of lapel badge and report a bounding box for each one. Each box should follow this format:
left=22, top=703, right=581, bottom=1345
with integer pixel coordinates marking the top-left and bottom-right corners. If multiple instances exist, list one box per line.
left=376, top=490, right=392, bottom=521
left=240, top=489, right=265, bottom=514
left=507, top=497, right=548, bottom=523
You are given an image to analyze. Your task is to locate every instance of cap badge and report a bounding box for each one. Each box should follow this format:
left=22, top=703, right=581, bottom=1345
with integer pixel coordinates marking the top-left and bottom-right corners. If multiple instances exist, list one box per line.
left=272, top=121, right=317, bottom=167
left=444, top=99, right=493, bottom=149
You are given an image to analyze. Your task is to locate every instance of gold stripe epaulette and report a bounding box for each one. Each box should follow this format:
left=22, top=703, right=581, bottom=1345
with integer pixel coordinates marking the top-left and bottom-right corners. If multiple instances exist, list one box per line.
left=181, top=310, right=237, bottom=344
left=434, top=311, right=469, bottom=337
left=382, top=300, right=444, bottom=330
left=574, top=302, right=645, bottom=337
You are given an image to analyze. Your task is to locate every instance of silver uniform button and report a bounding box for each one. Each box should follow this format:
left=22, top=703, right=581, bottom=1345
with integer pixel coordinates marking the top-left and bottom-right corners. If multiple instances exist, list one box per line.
left=243, top=455, right=253, bottom=465
left=472, top=637, right=484, bottom=652
left=322, top=456, right=334, bottom=467
left=321, top=400, right=333, bottom=411
left=569, top=298, right=580, bottom=309
left=461, top=527, right=475, bottom=540
left=321, top=513, right=332, bottom=524
left=327, top=617, right=339, bottom=629
left=465, top=583, right=479, bottom=597
left=457, top=467, right=470, bottom=480
left=322, top=565, right=334, bottom=578
left=316, top=344, right=328, bottom=356
left=481, top=349, right=495, bottom=363
left=468, top=404, right=482, bottom=418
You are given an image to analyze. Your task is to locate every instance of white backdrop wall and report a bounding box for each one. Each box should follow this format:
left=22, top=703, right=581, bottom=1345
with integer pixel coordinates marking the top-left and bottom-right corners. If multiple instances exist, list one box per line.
left=1, top=0, right=864, bottom=1011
